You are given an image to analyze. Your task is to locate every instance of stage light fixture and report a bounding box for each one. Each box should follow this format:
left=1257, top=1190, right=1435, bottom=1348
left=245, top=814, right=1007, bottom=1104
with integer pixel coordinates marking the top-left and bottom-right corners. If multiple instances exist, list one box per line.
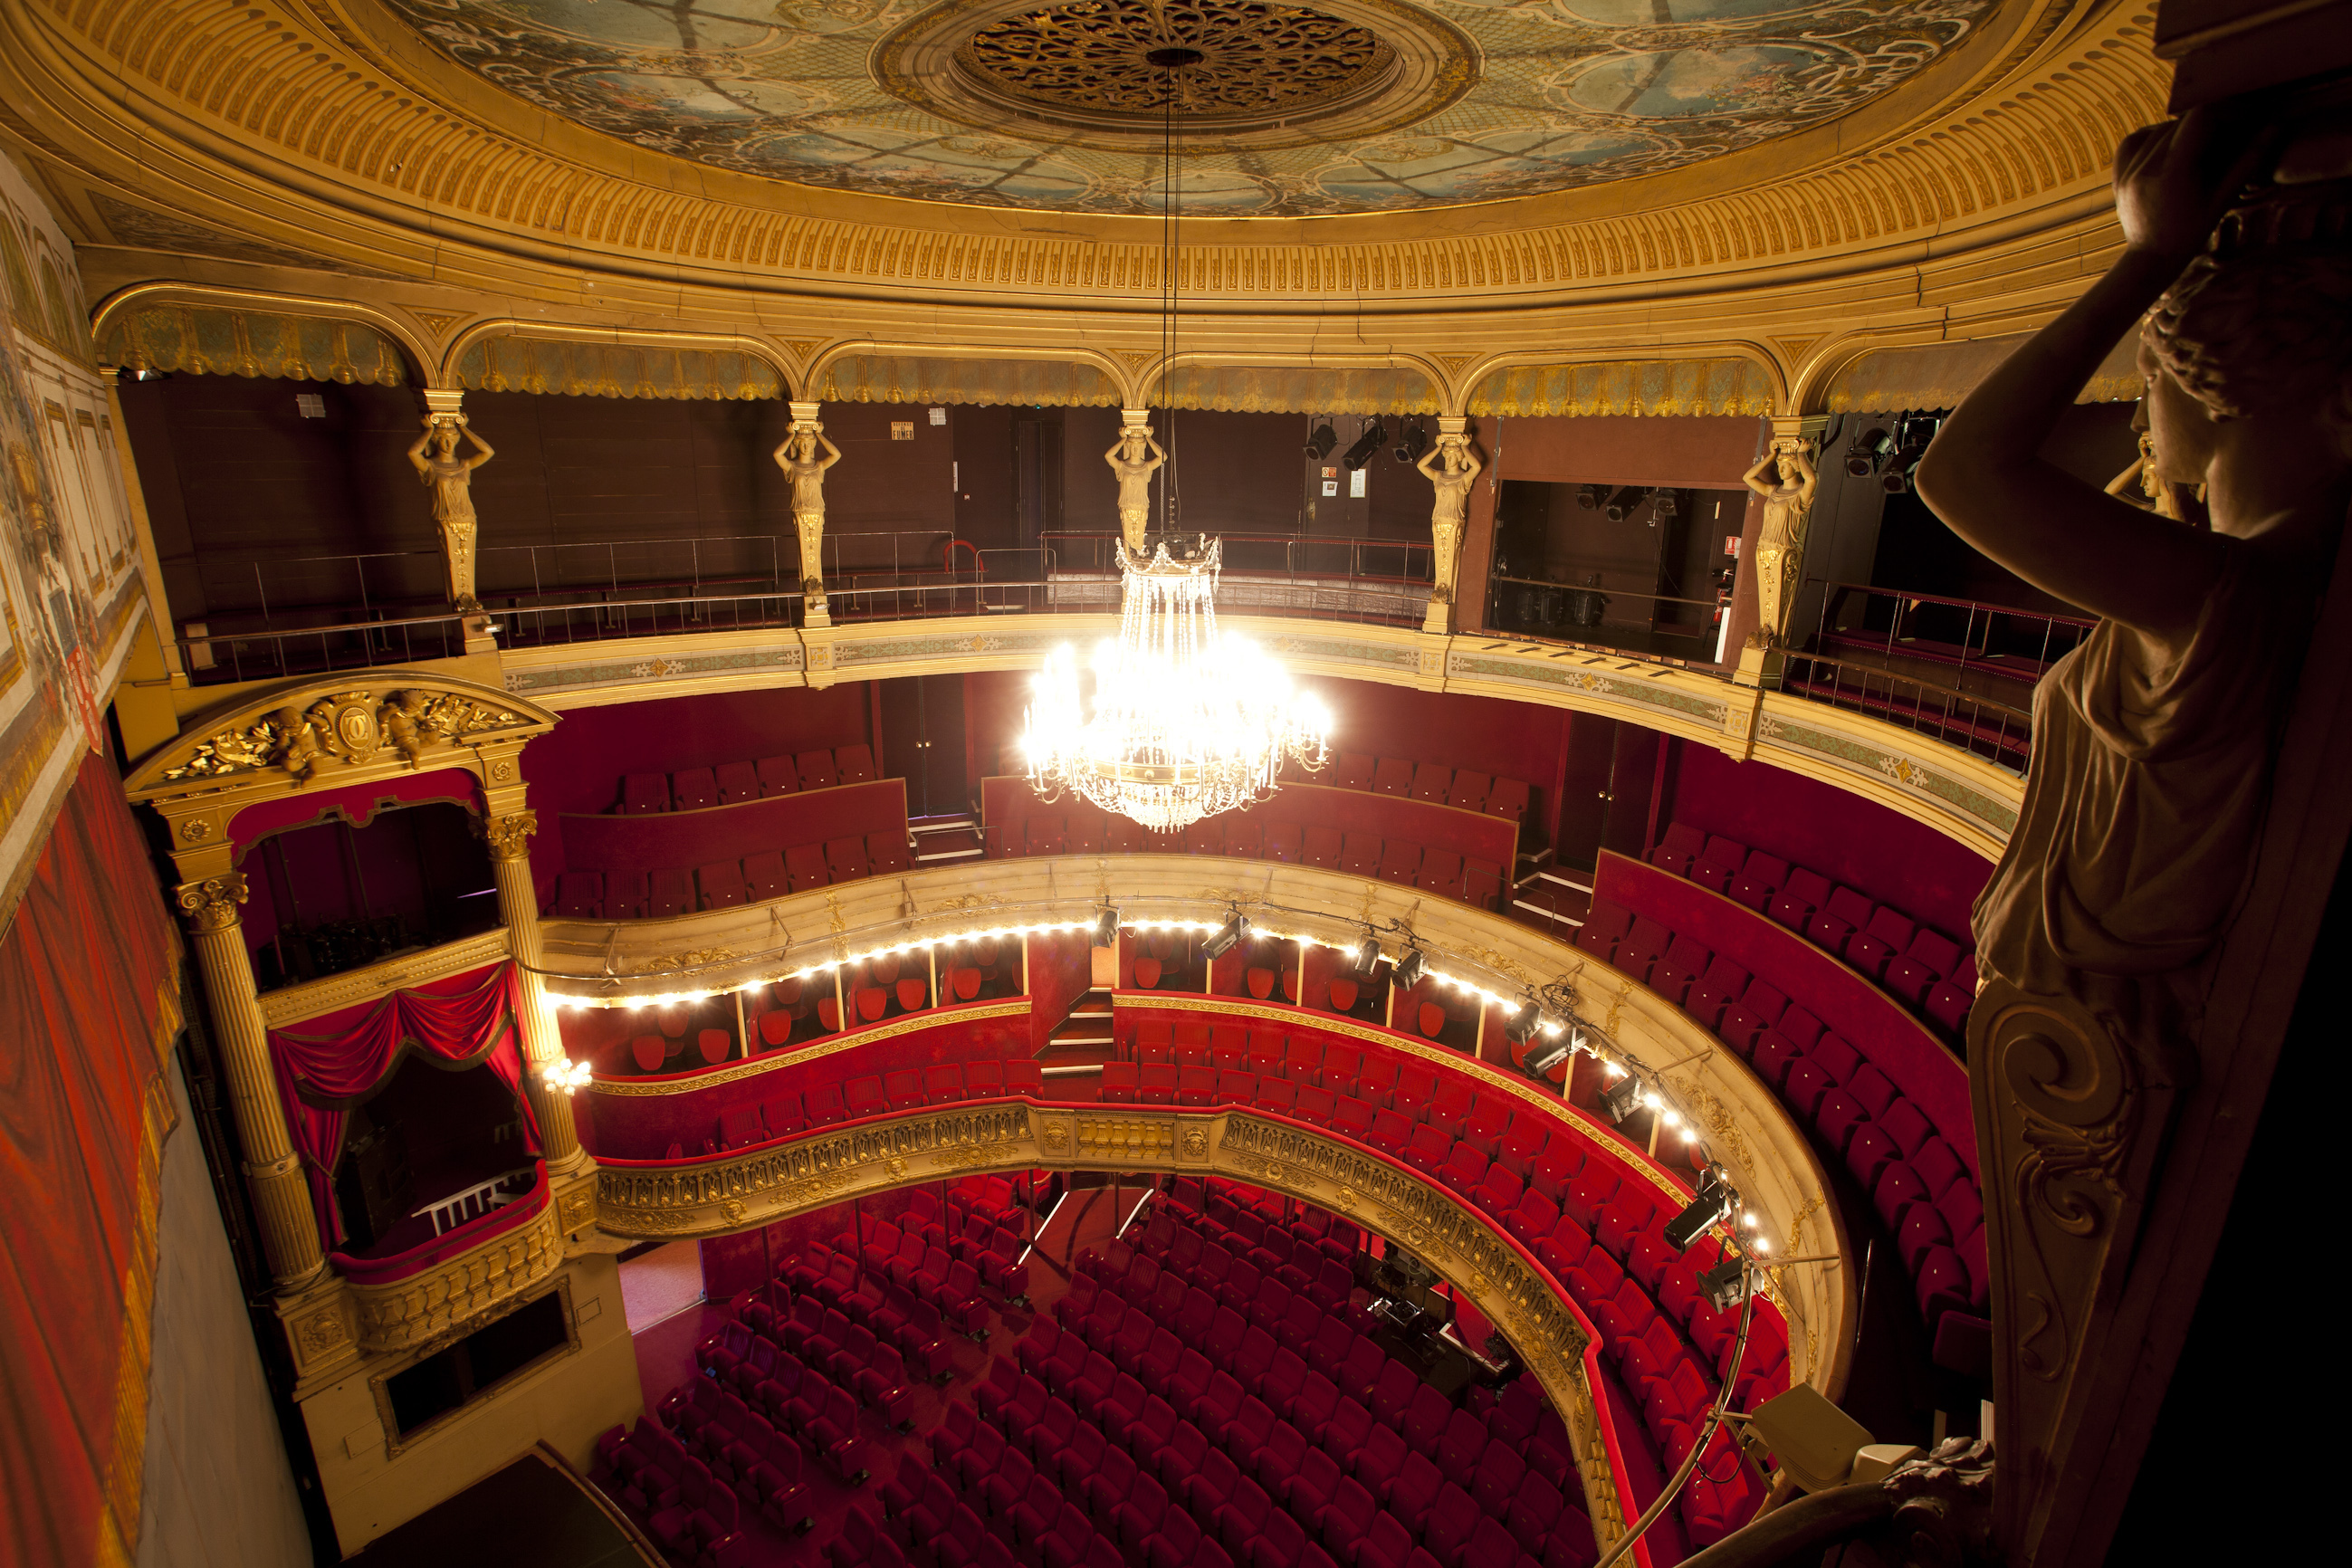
left=1305, top=421, right=1337, bottom=461
left=1665, top=1174, right=1735, bottom=1251
left=1600, top=1074, right=1643, bottom=1124
left=1201, top=912, right=1248, bottom=961
left=1699, top=1255, right=1749, bottom=1314
left=1522, top=1035, right=1574, bottom=1082
left=1845, top=426, right=1893, bottom=477
left=1091, top=906, right=1120, bottom=948
left=1393, top=423, right=1430, bottom=464
left=1347, top=933, right=1382, bottom=975
left=1391, top=946, right=1428, bottom=991
left=1602, top=484, right=1649, bottom=521
left=1342, top=419, right=1389, bottom=472
left=1883, top=444, right=1929, bottom=493
left=1504, top=1001, right=1544, bottom=1045
left=1575, top=484, right=1602, bottom=509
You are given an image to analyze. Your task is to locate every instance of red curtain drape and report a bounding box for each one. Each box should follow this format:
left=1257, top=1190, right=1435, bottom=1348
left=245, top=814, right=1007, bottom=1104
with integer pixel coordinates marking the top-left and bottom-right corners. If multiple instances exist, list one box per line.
left=266, top=961, right=540, bottom=1247
left=0, top=752, right=184, bottom=1568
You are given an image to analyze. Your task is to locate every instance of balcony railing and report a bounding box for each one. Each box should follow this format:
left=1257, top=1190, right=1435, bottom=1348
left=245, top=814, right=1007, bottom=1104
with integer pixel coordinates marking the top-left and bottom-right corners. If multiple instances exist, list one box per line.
left=1779, top=649, right=2033, bottom=768
left=1814, top=581, right=2095, bottom=688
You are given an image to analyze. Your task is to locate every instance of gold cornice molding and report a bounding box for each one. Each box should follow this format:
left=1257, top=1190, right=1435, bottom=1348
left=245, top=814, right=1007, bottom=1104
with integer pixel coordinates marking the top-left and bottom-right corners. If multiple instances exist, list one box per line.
left=123, top=670, right=558, bottom=801
left=5, top=0, right=2166, bottom=315
left=343, top=1198, right=564, bottom=1353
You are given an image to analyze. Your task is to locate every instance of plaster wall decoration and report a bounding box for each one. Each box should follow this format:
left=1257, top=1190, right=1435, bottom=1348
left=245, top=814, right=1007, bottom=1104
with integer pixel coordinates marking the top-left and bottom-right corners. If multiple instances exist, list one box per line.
left=383, top=0, right=1999, bottom=217
left=0, top=157, right=147, bottom=920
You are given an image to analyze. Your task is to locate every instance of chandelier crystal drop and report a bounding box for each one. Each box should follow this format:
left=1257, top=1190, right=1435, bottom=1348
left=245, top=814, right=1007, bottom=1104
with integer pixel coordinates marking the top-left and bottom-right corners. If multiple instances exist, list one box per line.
left=1023, top=539, right=1331, bottom=831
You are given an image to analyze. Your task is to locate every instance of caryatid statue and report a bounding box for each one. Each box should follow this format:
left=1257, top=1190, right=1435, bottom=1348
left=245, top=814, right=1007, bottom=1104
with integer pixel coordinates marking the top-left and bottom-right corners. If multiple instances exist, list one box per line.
left=1742, top=435, right=1820, bottom=648
left=1415, top=428, right=1483, bottom=624
left=1104, top=421, right=1166, bottom=554
left=1914, top=105, right=2352, bottom=1551
left=406, top=415, right=493, bottom=611
left=775, top=415, right=843, bottom=614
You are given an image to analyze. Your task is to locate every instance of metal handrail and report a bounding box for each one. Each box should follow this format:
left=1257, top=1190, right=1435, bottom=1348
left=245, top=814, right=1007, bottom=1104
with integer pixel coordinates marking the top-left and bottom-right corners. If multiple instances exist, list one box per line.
left=1780, top=648, right=2032, bottom=768
left=1814, top=580, right=2094, bottom=684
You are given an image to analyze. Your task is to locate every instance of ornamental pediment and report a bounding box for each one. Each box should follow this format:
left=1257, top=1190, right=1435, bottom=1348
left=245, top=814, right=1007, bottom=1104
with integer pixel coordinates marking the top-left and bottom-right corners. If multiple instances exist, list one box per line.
left=126, top=673, right=558, bottom=801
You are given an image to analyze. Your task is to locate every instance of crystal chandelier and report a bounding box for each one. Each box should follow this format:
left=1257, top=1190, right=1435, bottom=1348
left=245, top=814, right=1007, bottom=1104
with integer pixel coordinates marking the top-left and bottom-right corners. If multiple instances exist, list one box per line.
left=1023, top=539, right=1330, bottom=831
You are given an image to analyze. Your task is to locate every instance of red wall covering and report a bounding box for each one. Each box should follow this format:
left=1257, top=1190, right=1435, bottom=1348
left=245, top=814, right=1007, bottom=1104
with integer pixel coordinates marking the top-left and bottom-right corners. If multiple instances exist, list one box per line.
left=1661, top=739, right=1993, bottom=943
left=980, top=778, right=1521, bottom=870
left=0, top=755, right=184, bottom=1568
left=225, top=765, right=478, bottom=856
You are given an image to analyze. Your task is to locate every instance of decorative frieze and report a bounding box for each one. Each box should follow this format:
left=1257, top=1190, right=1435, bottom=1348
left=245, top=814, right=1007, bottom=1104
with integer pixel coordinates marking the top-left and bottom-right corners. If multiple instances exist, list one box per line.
left=345, top=1202, right=564, bottom=1353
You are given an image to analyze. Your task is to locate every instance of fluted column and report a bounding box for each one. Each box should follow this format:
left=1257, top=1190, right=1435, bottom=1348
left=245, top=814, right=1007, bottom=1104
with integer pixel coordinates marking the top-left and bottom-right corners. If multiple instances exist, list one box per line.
left=175, top=873, right=327, bottom=1292
left=480, top=809, right=587, bottom=1172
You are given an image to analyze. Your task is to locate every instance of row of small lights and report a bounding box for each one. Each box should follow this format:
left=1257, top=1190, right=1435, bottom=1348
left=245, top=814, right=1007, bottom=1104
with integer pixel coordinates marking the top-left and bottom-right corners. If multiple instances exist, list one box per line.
left=532, top=915, right=1764, bottom=1251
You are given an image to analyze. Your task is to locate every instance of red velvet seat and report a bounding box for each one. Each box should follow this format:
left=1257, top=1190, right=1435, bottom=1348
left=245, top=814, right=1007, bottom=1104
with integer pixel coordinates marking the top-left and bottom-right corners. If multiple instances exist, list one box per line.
left=1575, top=902, right=1630, bottom=964
left=827, top=836, right=872, bottom=883
left=1847, top=905, right=1916, bottom=980
left=1027, top=816, right=1067, bottom=856
left=1265, top=825, right=1305, bottom=864
left=742, top=850, right=789, bottom=902
left=756, top=755, right=800, bottom=797
left=631, top=1034, right=665, bottom=1072
left=797, top=751, right=840, bottom=791
left=926, top=1064, right=965, bottom=1104
left=554, top=871, right=603, bottom=919
left=1484, top=778, right=1530, bottom=824
left=670, top=768, right=717, bottom=812
left=623, top=772, right=671, bottom=814
left=1445, top=770, right=1491, bottom=813
left=1464, top=859, right=1504, bottom=911
left=835, top=743, right=875, bottom=785
left=1340, top=833, right=1382, bottom=878
left=696, top=859, right=747, bottom=910
left=1372, top=758, right=1415, bottom=798
left=1303, top=827, right=1343, bottom=869
left=1728, top=850, right=1788, bottom=912
left=1649, top=822, right=1705, bottom=877
left=1414, top=847, right=1465, bottom=900
left=649, top=868, right=693, bottom=918
left=868, top=831, right=913, bottom=875
left=1688, top=833, right=1745, bottom=892
left=1378, top=842, right=1422, bottom=886
left=786, top=843, right=830, bottom=893
left=713, top=760, right=760, bottom=805
left=1810, top=884, right=1875, bottom=955
left=698, top=1028, right=731, bottom=1065
left=1685, top=956, right=1749, bottom=1028
left=1333, top=752, right=1376, bottom=791
left=600, top=870, right=649, bottom=920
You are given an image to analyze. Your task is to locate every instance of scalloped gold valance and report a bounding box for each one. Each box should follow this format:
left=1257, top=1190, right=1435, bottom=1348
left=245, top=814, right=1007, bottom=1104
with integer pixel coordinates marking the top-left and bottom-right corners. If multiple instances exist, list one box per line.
left=454, top=336, right=784, bottom=400
left=1155, top=365, right=1437, bottom=415
left=1467, top=359, right=1775, bottom=418
left=98, top=306, right=407, bottom=385
left=1825, top=332, right=2142, bottom=413
left=816, top=355, right=1119, bottom=407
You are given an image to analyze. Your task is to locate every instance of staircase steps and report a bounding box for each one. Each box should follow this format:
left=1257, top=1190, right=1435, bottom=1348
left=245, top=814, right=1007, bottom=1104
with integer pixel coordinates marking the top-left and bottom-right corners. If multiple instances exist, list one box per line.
left=910, top=812, right=984, bottom=864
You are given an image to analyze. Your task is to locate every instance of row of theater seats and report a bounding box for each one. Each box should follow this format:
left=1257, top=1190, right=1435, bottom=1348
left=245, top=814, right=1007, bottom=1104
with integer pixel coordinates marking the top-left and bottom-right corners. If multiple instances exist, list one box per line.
left=622, top=744, right=877, bottom=814
left=681, top=1058, right=1048, bottom=1158
left=1579, top=903, right=1990, bottom=1345
left=990, top=813, right=1506, bottom=912
left=597, top=1410, right=761, bottom=1566
left=1295, top=754, right=1533, bottom=827
left=1095, top=1036, right=1779, bottom=1553
left=1647, top=825, right=1977, bottom=1041
left=554, top=830, right=914, bottom=921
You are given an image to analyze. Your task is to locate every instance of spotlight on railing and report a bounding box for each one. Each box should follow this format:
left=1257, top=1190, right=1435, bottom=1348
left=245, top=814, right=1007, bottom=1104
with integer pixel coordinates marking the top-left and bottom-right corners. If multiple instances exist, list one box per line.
left=1091, top=905, right=1120, bottom=948
left=1603, top=484, right=1649, bottom=521
left=1393, top=423, right=1430, bottom=464
left=1576, top=484, right=1602, bottom=510
left=1305, top=421, right=1338, bottom=461
left=1884, top=443, right=1930, bottom=493
left=1201, top=911, right=1248, bottom=961
left=1342, top=420, right=1389, bottom=472
left=1665, top=1171, right=1736, bottom=1251
left=1504, top=1000, right=1544, bottom=1047
left=1347, top=932, right=1382, bottom=975
left=1600, top=1073, right=1644, bottom=1124
left=1699, top=1254, right=1749, bottom=1313
left=1391, top=946, right=1428, bottom=991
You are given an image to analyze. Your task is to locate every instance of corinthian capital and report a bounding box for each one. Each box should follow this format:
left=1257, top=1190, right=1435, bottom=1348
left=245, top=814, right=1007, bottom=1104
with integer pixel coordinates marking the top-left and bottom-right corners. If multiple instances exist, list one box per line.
left=175, top=873, right=250, bottom=932
left=479, top=809, right=540, bottom=862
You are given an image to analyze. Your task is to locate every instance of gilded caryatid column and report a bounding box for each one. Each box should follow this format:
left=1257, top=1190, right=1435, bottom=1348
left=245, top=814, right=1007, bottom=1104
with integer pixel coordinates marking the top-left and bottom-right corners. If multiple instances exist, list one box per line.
left=175, top=871, right=328, bottom=1292
left=478, top=808, right=587, bottom=1173
left=777, top=400, right=843, bottom=627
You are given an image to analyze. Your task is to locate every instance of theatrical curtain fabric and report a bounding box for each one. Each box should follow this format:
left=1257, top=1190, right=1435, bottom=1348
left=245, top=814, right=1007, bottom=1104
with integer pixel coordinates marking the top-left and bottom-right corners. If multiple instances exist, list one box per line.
left=266, top=961, right=540, bottom=1248
left=0, top=753, right=184, bottom=1568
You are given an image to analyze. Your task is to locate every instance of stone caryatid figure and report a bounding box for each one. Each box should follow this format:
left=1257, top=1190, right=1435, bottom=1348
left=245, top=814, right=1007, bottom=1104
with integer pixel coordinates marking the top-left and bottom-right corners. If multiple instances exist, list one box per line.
left=1415, top=426, right=1483, bottom=626
left=1741, top=435, right=1819, bottom=649
left=1914, top=107, right=2352, bottom=1554
left=1104, top=418, right=1166, bottom=555
left=775, top=413, right=843, bottom=617
left=406, top=415, right=493, bottom=611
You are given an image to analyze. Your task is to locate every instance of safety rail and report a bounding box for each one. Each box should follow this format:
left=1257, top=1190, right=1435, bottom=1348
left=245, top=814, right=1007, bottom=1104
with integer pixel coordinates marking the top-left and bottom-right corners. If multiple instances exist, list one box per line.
left=1041, top=529, right=1433, bottom=584
left=1813, top=582, right=2095, bottom=687
left=1778, top=650, right=2032, bottom=769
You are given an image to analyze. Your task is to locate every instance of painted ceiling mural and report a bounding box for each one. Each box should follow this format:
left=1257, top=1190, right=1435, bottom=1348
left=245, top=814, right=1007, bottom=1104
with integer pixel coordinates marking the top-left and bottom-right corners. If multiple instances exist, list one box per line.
left=386, top=0, right=2000, bottom=218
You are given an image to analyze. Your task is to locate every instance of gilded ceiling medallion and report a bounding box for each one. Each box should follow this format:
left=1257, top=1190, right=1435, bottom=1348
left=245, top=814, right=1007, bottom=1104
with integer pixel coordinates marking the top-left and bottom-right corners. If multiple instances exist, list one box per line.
left=958, top=0, right=1391, bottom=118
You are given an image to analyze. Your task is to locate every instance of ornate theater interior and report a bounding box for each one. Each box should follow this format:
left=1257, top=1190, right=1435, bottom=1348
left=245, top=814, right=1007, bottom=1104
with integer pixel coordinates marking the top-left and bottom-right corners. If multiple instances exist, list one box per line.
left=0, top=0, right=2342, bottom=1564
